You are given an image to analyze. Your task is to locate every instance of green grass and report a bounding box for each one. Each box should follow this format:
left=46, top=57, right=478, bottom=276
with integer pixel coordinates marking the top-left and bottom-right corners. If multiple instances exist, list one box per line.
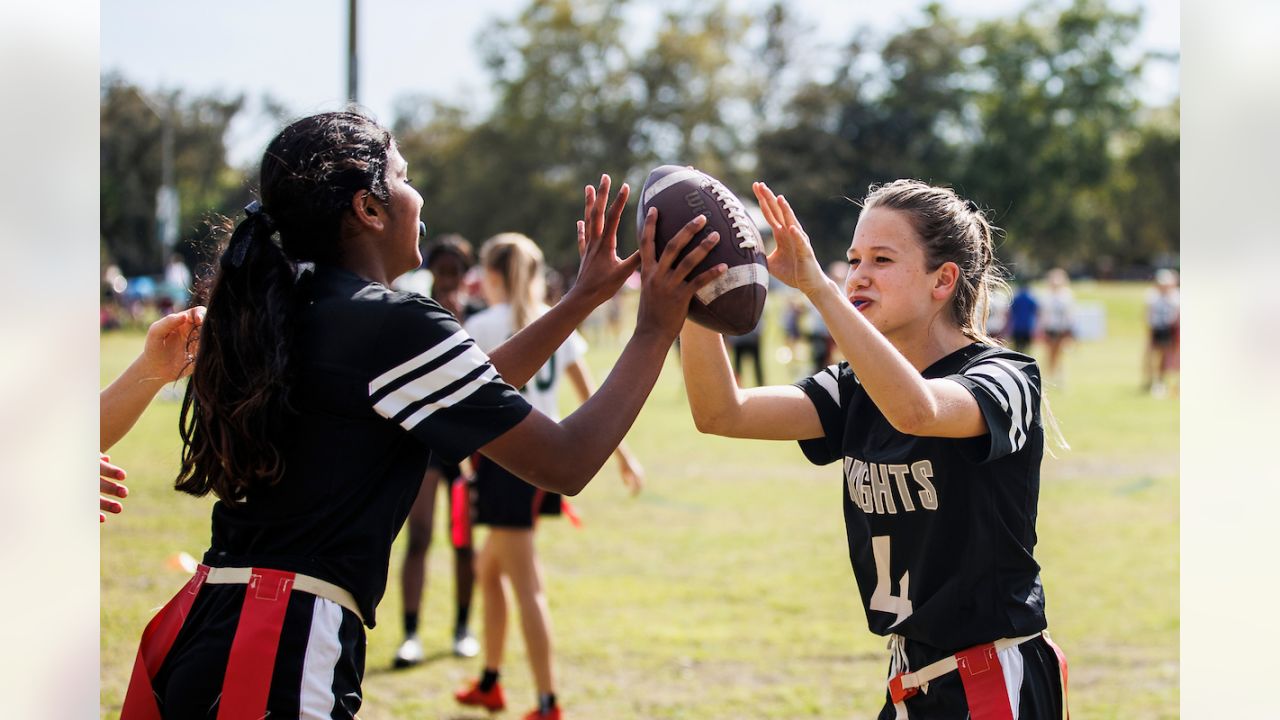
left=100, top=281, right=1177, bottom=718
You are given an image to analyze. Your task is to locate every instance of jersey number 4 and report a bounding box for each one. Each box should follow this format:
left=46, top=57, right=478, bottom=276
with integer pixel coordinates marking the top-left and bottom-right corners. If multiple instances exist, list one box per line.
left=870, top=535, right=914, bottom=627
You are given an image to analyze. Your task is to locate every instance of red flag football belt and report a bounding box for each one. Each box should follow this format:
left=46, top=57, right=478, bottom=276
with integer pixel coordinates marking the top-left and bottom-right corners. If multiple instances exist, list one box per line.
left=120, top=564, right=363, bottom=720
left=888, top=631, right=1066, bottom=719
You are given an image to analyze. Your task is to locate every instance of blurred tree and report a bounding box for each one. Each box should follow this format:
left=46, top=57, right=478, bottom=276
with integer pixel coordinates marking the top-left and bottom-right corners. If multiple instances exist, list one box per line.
left=961, top=0, right=1144, bottom=268
left=1106, top=99, right=1179, bottom=271
left=100, top=75, right=244, bottom=276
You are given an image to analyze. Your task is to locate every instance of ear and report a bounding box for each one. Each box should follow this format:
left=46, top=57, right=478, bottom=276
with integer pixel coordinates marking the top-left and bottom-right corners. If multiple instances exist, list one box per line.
left=349, top=190, right=386, bottom=232
left=932, top=261, right=960, bottom=302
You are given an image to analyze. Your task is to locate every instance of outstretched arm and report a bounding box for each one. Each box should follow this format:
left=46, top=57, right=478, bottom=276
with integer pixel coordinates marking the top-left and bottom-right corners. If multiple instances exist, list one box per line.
left=100, top=306, right=205, bottom=451
left=753, top=183, right=984, bottom=438
left=679, top=319, right=822, bottom=440
left=478, top=207, right=724, bottom=496
left=487, top=175, right=638, bottom=388
left=565, top=359, right=644, bottom=495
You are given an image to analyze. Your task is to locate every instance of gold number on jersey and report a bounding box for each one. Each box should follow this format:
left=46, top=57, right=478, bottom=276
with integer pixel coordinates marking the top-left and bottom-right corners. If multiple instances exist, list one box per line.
left=870, top=535, right=914, bottom=627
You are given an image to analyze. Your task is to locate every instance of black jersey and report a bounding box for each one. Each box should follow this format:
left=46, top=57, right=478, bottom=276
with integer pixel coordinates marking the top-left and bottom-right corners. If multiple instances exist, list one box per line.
left=202, top=265, right=532, bottom=627
left=796, top=343, right=1047, bottom=653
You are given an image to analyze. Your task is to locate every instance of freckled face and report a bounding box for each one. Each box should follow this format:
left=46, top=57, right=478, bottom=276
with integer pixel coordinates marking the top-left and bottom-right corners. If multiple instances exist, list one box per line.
left=844, top=208, right=939, bottom=339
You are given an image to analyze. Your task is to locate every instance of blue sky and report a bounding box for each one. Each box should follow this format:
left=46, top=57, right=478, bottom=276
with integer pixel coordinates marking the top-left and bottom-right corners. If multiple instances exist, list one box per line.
left=101, top=0, right=1179, bottom=165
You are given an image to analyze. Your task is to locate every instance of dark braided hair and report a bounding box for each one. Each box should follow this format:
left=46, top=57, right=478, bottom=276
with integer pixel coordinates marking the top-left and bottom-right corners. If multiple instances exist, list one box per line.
left=176, top=111, right=393, bottom=501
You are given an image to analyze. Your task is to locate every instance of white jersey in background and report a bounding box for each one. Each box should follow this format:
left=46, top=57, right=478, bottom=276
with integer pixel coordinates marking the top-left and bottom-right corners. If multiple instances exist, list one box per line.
left=464, top=303, right=587, bottom=420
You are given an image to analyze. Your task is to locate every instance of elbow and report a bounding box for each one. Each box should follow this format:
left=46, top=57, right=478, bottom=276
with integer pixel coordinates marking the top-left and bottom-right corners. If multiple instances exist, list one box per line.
left=691, top=408, right=730, bottom=436
left=524, top=465, right=589, bottom=497
left=886, top=403, right=935, bottom=437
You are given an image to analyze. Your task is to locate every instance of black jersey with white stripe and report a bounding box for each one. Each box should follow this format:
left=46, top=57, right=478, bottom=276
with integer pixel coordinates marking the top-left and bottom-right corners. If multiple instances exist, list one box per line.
left=795, top=343, right=1048, bottom=652
left=203, top=265, right=532, bottom=627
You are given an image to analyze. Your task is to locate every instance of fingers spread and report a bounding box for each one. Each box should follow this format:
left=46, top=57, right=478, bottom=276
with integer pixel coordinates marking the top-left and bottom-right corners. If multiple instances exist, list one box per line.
left=100, top=497, right=123, bottom=514
left=576, top=220, right=587, bottom=256
left=603, top=182, right=629, bottom=246
left=593, top=174, right=611, bottom=238
left=673, top=233, right=719, bottom=280
left=660, top=214, right=708, bottom=267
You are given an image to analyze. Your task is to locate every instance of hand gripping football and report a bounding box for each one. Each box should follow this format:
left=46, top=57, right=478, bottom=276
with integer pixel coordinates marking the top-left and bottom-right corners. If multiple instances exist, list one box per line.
left=638, top=165, right=768, bottom=336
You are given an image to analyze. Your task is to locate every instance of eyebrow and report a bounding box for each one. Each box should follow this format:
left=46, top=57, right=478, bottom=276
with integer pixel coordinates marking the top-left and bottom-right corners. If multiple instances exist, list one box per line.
left=848, top=245, right=899, bottom=257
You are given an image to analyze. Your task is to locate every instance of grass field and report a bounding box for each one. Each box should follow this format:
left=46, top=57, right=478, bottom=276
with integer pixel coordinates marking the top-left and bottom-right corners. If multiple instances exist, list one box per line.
left=100, top=281, right=1177, bottom=719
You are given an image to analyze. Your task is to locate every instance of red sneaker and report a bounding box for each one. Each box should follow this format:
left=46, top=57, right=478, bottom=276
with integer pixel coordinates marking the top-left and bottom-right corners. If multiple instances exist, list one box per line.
left=454, top=679, right=506, bottom=711
left=522, top=708, right=562, bottom=720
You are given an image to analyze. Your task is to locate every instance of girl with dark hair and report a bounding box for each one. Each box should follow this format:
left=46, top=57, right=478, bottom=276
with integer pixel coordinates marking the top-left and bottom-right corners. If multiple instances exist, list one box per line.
left=120, top=111, right=725, bottom=719
left=680, top=180, right=1068, bottom=719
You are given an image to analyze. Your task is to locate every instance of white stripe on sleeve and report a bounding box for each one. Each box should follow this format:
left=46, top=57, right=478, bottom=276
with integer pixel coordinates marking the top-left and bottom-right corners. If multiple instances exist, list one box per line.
left=967, top=361, right=1030, bottom=451
left=397, top=365, right=502, bottom=432
left=813, top=367, right=840, bottom=406
left=373, top=343, right=494, bottom=420
left=369, top=329, right=468, bottom=395
left=299, top=596, right=344, bottom=718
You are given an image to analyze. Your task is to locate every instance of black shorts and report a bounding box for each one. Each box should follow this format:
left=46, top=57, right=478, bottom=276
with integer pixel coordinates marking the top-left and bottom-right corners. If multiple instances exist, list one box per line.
left=878, top=634, right=1066, bottom=720
left=125, top=569, right=366, bottom=718
left=1150, top=326, right=1175, bottom=345
left=473, top=456, right=561, bottom=529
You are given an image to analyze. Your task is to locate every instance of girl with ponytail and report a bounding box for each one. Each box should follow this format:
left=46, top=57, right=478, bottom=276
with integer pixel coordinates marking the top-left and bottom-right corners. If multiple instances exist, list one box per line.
left=121, top=111, right=725, bottom=718
left=454, top=233, right=643, bottom=720
left=680, top=179, right=1069, bottom=719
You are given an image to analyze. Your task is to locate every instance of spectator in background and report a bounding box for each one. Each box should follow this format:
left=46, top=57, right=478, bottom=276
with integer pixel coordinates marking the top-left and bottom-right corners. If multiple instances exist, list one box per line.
left=392, top=234, right=488, bottom=667
left=1039, top=268, right=1074, bottom=387
left=1143, top=268, right=1180, bottom=397
left=808, top=261, right=848, bottom=373
left=1007, top=280, right=1039, bottom=354
left=163, top=253, right=193, bottom=308
left=729, top=313, right=765, bottom=387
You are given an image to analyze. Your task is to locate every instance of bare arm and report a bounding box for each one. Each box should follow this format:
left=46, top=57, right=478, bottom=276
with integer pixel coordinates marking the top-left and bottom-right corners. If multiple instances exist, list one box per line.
left=487, top=175, right=637, bottom=388
left=100, top=306, right=205, bottom=450
left=566, top=358, right=643, bottom=493
left=754, top=184, right=985, bottom=438
left=679, top=319, right=823, bottom=440
left=478, top=207, right=724, bottom=495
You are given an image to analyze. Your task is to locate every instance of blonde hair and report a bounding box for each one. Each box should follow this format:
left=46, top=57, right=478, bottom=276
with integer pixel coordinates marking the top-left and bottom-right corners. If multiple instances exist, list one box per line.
left=479, top=232, right=547, bottom=332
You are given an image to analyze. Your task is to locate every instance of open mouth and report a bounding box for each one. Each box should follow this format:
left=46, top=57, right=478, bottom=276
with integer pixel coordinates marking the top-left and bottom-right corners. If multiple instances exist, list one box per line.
left=852, top=299, right=871, bottom=310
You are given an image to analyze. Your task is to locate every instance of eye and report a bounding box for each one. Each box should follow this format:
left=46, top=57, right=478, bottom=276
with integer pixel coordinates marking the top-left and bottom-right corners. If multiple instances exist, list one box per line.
left=848, top=258, right=860, bottom=267
left=405, top=177, right=415, bottom=186
left=875, top=256, right=891, bottom=263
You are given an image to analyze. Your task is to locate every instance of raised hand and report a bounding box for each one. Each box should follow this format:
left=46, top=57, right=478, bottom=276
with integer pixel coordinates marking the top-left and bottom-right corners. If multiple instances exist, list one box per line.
left=752, top=182, right=828, bottom=297
left=139, top=305, right=206, bottom=382
left=634, top=207, right=727, bottom=341
left=569, top=174, right=641, bottom=308
left=100, top=453, right=128, bottom=523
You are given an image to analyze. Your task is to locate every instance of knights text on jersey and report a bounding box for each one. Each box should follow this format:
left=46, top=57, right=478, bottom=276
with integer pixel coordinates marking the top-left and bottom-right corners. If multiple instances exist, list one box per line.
left=795, top=343, right=1048, bottom=653
left=204, top=265, right=532, bottom=627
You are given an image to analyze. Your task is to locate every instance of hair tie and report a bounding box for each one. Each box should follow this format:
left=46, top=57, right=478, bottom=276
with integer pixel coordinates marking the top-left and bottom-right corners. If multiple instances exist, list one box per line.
left=226, top=200, right=276, bottom=268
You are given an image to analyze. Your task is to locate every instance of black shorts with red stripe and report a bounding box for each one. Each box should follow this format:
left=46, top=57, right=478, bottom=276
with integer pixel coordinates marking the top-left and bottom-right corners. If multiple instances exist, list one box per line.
left=125, top=571, right=365, bottom=719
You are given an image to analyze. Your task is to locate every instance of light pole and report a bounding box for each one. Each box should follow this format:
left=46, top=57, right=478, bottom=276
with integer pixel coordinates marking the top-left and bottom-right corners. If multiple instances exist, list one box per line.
left=347, top=0, right=359, bottom=104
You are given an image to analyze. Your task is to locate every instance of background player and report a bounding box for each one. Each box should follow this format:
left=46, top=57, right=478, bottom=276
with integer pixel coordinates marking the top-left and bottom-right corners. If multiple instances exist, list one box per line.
left=1142, top=268, right=1180, bottom=397
left=120, top=110, right=725, bottom=718
left=1038, top=267, right=1074, bottom=388
left=99, top=305, right=204, bottom=522
left=392, top=235, right=485, bottom=666
left=679, top=179, right=1067, bottom=719
left=454, top=233, right=642, bottom=720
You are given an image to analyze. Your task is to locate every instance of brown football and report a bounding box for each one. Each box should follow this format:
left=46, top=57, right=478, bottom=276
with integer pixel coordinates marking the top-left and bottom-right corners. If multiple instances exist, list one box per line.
left=638, top=165, right=768, bottom=336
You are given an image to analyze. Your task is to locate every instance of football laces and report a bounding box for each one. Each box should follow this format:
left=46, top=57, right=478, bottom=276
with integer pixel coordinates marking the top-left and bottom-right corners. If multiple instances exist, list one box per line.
left=708, top=182, right=760, bottom=250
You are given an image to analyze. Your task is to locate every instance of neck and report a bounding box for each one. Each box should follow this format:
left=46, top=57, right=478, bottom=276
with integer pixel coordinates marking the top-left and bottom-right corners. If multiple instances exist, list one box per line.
left=888, top=318, right=974, bottom=372
left=339, top=235, right=398, bottom=286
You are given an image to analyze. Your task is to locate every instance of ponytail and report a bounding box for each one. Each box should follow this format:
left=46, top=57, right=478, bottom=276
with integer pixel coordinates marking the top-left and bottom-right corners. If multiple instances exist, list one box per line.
left=480, top=233, right=546, bottom=332
left=177, top=203, right=299, bottom=501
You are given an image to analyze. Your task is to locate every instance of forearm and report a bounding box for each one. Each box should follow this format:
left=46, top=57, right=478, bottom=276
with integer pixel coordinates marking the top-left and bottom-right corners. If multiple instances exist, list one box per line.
left=679, top=322, right=742, bottom=434
left=808, top=282, right=937, bottom=432
left=551, top=328, right=671, bottom=493
left=100, top=357, right=169, bottom=451
left=488, top=289, right=597, bottom=388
